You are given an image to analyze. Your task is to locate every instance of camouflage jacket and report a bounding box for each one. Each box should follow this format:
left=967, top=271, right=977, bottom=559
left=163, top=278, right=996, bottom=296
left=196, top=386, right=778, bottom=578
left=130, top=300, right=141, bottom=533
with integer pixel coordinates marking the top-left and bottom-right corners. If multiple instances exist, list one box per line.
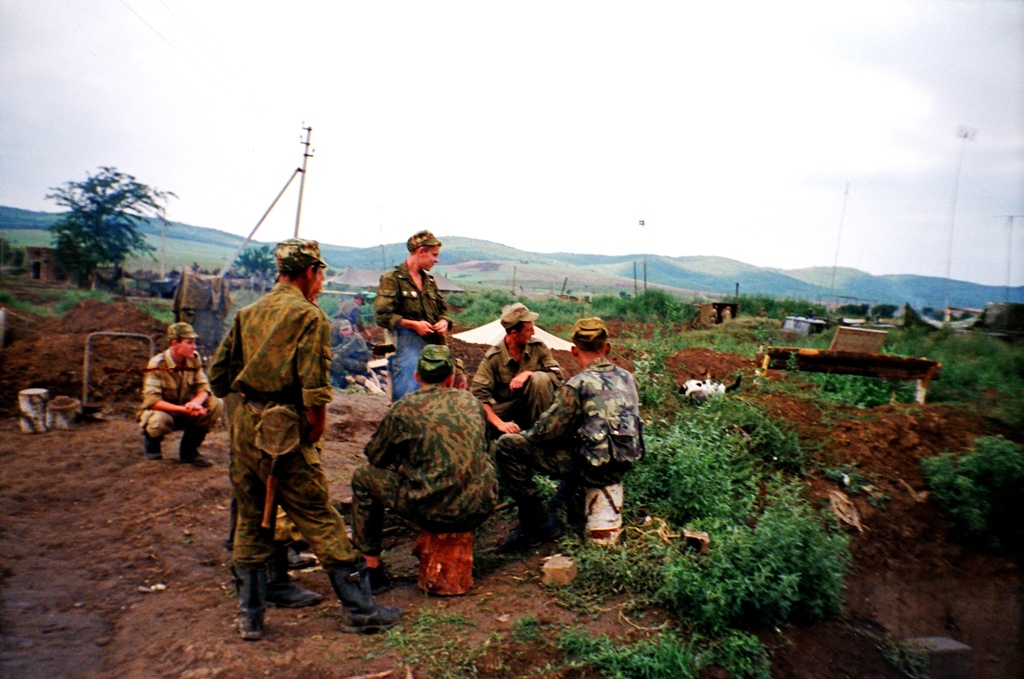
left=373, top=262, right=449, bottom=337
left=139, top=349, right=212, bottom=411
left=524, top=357, right=645, bottom=467
left=332, top=333, right=370, bottom=379
left=208, top=282, right=333, bottom=408
left=364, top=384, right=498, bottom=524
left=471, top=336, right=563, bottom=406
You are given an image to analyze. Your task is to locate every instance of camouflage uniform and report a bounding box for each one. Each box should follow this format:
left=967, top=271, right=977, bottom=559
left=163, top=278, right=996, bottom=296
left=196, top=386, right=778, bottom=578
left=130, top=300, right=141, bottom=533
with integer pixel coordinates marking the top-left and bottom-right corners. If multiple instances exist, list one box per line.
left=374, top=239, right=450, bottom=401
left=138, top=347, right=224, bottom=438
left=335, top=298, right=366, bottom=336
left=495, top=356, right=645, bottom=502
left=331, top=332, right=371, bottom=387
left=351, top=360, right=498, bottom=556
left=209, top=280, right=359, bottom=570
left=471, top=336, right=562, bottom=435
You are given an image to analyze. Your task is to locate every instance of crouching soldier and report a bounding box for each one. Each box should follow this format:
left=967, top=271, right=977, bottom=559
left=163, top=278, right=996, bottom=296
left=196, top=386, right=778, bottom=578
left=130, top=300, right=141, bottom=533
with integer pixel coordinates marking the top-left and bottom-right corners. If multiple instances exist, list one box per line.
left=138, top=322, right=224, bottom=467
left=350, top=345, right=498, bottom=591
left=495, top=317, right=645, bottom=551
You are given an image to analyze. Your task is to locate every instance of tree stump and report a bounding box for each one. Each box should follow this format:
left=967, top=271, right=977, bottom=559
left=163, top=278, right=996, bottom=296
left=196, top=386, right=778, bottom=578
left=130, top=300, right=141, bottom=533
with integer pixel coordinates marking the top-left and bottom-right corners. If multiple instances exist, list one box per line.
left=46, top=396, right=81, bottom=430
left=19, top=388, right=50, bottom=434
left=411, top=530, right=474, bottom=596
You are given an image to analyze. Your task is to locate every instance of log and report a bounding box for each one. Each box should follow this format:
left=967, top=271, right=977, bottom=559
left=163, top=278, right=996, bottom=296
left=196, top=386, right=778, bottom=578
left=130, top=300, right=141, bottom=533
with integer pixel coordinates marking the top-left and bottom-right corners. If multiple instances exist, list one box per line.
left=412, top=530, right=474, bottom=596
left=46, top=396, right=81, bottom=430
left=19, top=388, right=50, bottom=434
left=757, top=347, right=941, bottom=381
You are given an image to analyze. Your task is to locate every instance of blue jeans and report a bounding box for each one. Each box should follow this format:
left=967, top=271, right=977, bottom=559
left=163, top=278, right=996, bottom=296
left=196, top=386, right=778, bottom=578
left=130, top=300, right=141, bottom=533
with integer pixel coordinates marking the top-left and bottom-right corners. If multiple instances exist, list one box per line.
left=389, top=328, right=426, bottom=402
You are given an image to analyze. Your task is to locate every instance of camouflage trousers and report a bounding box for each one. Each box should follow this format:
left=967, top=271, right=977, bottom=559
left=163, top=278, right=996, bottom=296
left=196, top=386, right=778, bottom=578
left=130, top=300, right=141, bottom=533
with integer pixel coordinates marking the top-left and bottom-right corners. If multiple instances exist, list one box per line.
left=350, top=464, right=494, bottom=556
left=488, top=371, right=557, bottom=438
left=494, top=434, right=633, bottom=502
left=229, top=400, right=359, bottom=569
left=138, top=395, right=224, bottom=438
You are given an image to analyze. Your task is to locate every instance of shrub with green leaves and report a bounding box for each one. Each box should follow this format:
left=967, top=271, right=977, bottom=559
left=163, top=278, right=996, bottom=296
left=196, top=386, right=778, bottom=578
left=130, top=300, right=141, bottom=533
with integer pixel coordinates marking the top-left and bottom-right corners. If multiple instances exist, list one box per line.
left=921, top=436, right=1024, bottom=554
left=558, top=628, right=770, bottom=679
left=659, top=482, right=850, bottom=633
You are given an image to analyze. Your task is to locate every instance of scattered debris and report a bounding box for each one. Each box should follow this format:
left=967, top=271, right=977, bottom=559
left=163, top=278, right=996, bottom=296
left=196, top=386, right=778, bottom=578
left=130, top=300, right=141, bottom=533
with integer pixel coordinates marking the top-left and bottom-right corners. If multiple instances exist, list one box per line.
left=897, top=478, right=930, bottom=503
left=827, top=488, right=864, bottom=532
left=541, top=554, right=577, bottom=586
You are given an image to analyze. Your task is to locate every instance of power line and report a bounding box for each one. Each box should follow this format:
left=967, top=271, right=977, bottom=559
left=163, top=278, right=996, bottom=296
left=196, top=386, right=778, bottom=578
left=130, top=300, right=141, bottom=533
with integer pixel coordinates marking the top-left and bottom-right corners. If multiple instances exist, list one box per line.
left=118, top=0, right=223, bottom=87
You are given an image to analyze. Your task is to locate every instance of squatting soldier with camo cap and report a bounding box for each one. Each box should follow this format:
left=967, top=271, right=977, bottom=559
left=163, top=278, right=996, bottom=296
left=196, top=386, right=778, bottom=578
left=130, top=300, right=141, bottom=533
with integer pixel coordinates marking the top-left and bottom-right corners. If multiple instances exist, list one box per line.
left=210, top=238, right=401, bottom=640
left=471, top=302, right=562, bottom=438
left=138, top=321, right=224, bottom=467
left=494, top=317, right=646, bottom=552
left=374, top=230, right=451, bottom=402
left=351, top=344, right=498, bottom=591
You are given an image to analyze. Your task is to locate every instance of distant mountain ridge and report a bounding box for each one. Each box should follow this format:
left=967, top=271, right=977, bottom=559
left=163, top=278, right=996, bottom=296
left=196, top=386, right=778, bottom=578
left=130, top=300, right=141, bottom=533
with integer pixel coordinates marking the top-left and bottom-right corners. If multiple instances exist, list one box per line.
left=2, top=205, right=1021, bottom=309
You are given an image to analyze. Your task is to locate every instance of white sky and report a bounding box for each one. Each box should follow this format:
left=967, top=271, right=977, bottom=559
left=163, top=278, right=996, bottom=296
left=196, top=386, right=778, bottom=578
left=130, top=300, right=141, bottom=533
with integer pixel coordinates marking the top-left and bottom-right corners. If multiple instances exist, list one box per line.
left=1, top=1, right=1022, bottom=286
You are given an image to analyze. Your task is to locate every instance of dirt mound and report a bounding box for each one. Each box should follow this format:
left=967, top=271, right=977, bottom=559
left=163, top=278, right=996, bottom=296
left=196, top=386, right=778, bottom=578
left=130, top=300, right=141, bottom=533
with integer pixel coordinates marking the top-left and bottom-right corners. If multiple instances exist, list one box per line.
left=0, top=299, right=168, bottom=416
left=666, top=347, right=754, bottom=384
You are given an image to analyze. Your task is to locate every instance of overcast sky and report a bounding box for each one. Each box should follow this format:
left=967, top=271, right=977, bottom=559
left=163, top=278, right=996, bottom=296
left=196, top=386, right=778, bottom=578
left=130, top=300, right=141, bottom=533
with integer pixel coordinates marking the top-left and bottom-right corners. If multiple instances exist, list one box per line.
left=1, top=1, right=1022, bottom=286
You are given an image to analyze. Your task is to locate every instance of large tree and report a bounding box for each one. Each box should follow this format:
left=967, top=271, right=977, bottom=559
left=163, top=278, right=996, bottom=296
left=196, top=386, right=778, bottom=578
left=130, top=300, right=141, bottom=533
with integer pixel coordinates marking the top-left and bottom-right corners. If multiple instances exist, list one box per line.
left=235, top=244, right=277, bottom=278
left=46, top=166, right=175, bottom=287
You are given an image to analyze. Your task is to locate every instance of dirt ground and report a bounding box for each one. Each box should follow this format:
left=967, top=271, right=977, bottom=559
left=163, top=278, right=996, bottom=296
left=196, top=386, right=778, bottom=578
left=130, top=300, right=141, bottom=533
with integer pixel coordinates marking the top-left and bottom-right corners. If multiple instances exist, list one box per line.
left=1, top=299, right=1021, bottom=678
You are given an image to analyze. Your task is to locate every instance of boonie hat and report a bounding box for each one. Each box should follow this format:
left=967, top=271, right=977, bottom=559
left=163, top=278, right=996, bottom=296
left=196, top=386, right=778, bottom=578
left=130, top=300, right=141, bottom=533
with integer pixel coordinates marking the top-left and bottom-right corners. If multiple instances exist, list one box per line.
left=407, top=230, right=442, bottom=252
left=275, top=238, right=329, bottom=274
left=571, top=317, right=608, bottom=351
left=167, top=322, right=199, bottom=341
left=500, top=302, right=540, bottom=330
left=417, top=344, right=455, bottom=383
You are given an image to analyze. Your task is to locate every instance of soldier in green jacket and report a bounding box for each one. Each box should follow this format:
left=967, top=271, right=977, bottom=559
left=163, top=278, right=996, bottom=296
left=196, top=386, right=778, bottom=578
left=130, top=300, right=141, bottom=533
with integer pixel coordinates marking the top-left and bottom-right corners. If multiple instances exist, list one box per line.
left=374, top=230, right=450, bottom=402
left=471, top=302, right=562, bottom=438
left=494, top=317, right=645, bottom=552
left=209, top=238, right=401, bottom=641
left=351, top=345, right=498, bottom=591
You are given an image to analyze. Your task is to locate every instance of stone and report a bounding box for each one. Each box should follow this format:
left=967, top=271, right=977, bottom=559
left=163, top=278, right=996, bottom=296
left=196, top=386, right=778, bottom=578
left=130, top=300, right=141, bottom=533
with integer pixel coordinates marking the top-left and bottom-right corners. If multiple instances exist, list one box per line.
left=541, top=555, right=577, bottom=586
left=905, top=636, right=973, bottom=679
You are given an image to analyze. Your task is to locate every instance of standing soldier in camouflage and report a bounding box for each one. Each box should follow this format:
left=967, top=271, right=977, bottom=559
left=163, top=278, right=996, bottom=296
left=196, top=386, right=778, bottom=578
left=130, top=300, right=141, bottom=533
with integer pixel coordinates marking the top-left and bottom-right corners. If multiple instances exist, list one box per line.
left=374, top=230, right=450, bottom=402
left=351, top=345, right=498, bottom=590
left=471, top=302, right=562, bottom=438
left=138, top=322, right=224, bottom=467
left=209, top=238, right=401, bottom=641
left=335, top=292, right=371, bottom=341
left=494, top=317, right=645, bottom=552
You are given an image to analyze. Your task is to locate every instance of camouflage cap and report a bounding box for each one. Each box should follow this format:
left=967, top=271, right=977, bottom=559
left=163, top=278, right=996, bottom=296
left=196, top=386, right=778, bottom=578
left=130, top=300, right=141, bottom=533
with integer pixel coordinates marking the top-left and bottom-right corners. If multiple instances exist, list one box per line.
left=500, top=302, right=540, bottom=330
left=571, top=317, right=608, bottom=351
left=275, top=238, right=329, bottom=274
left=167, top=322, right=199, bottom=341
left=417, top=344, right=455, bottom=383
left=406, top=230, right=442, bottom=252
left=336, top=319, right=353, bottom=331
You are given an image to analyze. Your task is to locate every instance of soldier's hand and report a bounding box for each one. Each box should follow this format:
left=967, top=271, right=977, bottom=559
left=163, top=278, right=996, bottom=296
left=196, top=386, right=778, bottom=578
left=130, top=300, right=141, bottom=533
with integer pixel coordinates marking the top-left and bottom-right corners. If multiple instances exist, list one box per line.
left=411, top=320, right=435, bottom=337
left=509, top=371, right=532, bottom=390
left=497, top=420, right=521, bottom=435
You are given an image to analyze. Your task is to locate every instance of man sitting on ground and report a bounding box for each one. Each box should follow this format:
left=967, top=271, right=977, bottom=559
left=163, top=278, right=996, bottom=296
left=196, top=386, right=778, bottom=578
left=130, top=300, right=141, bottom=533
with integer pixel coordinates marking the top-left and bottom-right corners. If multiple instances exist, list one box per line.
left=331, top=319, right=384, bottom=394
left=138, top=322, right=224, bottom=467
left=494, top=317, right=645, bottom=551
left=351, top=345, right=498, bottom=590
left=471, top=303, right=562, bottom=438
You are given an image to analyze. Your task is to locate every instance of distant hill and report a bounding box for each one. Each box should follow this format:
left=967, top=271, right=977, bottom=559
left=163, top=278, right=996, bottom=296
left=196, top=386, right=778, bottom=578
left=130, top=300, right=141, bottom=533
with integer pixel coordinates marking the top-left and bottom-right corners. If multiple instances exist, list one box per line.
left=2, top=205, right=1021, bottom=308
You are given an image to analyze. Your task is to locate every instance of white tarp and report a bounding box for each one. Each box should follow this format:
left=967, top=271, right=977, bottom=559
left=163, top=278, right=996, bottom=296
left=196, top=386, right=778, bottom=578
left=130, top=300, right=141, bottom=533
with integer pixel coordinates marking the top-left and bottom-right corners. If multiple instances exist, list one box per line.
left=453, top=319, right=575, bottom=352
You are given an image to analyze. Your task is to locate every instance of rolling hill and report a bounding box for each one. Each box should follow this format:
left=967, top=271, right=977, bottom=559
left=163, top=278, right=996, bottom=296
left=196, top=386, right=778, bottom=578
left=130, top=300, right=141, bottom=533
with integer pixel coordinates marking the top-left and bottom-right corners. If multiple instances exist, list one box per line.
left=2, top=205, right=1021, bottom=309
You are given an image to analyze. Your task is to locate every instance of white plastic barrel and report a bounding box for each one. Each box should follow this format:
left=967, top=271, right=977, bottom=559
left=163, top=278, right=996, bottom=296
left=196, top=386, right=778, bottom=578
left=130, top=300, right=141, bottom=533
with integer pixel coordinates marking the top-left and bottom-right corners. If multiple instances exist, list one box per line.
left=585, top=483, right=623, bottom=545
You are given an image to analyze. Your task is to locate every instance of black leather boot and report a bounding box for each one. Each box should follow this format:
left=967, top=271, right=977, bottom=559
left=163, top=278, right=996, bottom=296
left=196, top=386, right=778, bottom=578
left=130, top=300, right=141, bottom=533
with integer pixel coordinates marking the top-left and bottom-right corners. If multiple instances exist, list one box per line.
left=267, top=545, right=323, bottom=608
left=143, top=433, right=162, bottom=460
left=236, top=567, right=267, bottom=641
left=500, top=495, right=562, bottom=553
left=328, top=563, right=402, bottom=634
left=179, top=427, right=213, bottom=467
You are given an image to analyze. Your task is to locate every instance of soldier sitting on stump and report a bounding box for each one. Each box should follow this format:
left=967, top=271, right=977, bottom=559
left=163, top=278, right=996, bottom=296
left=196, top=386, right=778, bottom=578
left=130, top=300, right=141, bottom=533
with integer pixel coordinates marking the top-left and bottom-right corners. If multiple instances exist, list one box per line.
left=137, top=322, right=223, bottom=467
left=494, top=317, right=646, bottom=551
left=351, top=344, right=498, bottom=592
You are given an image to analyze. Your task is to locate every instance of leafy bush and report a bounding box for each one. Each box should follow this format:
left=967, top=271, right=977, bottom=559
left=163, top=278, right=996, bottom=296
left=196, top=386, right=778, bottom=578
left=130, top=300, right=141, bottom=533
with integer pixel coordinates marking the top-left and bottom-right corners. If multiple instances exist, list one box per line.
left=921, top=436, right=1024, bottom=554
left=804, top=373, right=916, bottom=408
left=559, top=628, right=770, bottom=679
left=54, top=289, right=112, bottom=316
left=659, top=483, right=850, bottom=633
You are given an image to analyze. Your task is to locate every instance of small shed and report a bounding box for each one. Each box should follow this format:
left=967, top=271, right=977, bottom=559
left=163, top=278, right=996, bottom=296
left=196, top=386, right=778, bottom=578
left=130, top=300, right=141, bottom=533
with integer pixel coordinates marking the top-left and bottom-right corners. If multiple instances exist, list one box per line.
left=25, top=246, right=59, bottom=282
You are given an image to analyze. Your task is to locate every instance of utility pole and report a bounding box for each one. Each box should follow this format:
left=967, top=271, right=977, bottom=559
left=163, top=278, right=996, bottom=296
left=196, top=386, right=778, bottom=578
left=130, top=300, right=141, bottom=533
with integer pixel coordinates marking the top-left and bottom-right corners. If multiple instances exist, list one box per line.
left=944, top=126, right=976, bottom=321
left=830, top=182, right=850, bottom=305
left=639, top=220, right=647, bottom=292
left=294, top=125, right=314, bottom=237
left=996, top=215, right=1023, bottom=304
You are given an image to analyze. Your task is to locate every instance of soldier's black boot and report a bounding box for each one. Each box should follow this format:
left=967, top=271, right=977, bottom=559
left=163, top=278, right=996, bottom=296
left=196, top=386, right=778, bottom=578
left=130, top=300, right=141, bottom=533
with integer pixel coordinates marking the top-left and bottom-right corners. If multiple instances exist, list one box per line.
left=143, top=433, right=162, bottom=460
left=499, top=495, right=562, bottom=553
left=328, top=563, right=402, bottom=634
left=236, top=567, right=267, bottom=641
left=179, top=427, right=213, bottom=467
left=366, top=562, right=393, bottom=594
left=266, top=545, right=323, bottom=608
